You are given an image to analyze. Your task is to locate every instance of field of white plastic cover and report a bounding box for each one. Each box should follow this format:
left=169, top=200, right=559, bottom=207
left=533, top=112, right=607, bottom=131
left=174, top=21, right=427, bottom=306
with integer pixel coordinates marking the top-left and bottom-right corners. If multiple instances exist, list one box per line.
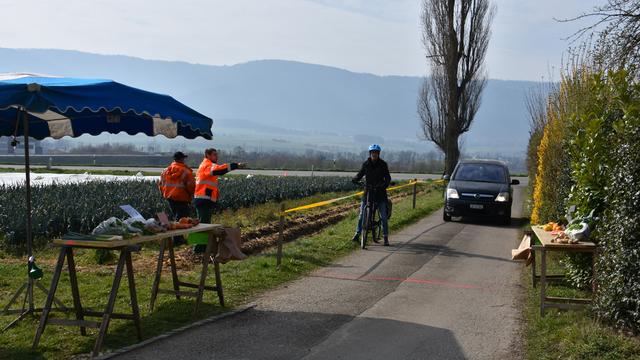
left=0, top=172, right=157, bottom=186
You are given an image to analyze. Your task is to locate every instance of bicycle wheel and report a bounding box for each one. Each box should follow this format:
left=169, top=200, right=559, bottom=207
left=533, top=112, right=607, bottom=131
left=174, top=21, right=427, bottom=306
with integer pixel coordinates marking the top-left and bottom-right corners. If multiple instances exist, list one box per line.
left=371, top=220, right=378, bottom=243
left=361, top=205, right=370, bottom=249
left=372, top=208, right=381, bottom=243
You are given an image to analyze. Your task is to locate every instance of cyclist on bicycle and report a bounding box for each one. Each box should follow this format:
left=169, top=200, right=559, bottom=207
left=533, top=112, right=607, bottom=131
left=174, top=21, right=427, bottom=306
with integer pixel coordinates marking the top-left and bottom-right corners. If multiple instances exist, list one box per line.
left=351, top=144, right=391, bottom=246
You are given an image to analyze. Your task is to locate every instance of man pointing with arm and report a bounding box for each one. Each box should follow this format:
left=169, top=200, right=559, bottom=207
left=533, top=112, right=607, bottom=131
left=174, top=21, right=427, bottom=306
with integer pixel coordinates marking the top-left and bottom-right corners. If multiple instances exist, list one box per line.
left=193, top=148, right=246, bottom=252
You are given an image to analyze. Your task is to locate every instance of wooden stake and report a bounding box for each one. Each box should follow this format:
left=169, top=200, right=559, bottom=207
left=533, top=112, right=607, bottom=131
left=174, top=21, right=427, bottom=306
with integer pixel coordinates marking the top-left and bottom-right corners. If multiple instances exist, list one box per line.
left=277, top=203, right=284, bottom=266
left=412, top=180, right=417, bottom=209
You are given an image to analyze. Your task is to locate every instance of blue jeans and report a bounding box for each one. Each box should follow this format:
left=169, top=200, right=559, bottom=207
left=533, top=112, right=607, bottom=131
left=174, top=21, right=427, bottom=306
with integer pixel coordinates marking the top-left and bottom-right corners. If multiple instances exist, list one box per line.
left=356, top=199, right=388, bottom=236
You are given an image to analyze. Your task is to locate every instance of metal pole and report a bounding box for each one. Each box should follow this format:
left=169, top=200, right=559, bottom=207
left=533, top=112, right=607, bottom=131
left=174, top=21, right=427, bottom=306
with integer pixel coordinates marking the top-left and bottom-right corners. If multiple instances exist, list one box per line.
left=277, top=203, right=284, bottom=266
left=412, top=180, right=417, bottom=209
left=23, top=109, right=34, bottom=311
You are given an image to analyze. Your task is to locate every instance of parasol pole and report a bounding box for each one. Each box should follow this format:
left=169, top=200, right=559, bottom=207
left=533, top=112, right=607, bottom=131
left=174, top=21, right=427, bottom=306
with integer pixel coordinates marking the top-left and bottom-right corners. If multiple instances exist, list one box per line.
left=0, top=108, right=36, bottom=331
left=2, top=88, right=67, bottom=332
left=23, top=108, right=34, bottom=311
left=0, top=108, right=57, bottom=332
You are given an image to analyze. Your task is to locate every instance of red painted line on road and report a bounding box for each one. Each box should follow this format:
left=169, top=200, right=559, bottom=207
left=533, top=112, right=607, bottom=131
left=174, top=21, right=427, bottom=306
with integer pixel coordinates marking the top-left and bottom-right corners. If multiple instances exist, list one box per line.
left=315, top=272, right=482, bottom=290
left=367, top=275, right=482, bottom=289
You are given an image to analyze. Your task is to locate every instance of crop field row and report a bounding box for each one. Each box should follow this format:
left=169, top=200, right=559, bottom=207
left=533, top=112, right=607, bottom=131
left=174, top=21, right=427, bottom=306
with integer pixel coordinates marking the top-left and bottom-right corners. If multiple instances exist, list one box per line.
left=0, top=176, right=359, bottom=252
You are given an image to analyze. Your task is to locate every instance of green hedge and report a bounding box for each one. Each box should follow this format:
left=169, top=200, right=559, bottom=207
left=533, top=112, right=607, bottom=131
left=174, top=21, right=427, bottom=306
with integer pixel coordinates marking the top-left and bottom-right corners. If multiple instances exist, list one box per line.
left=529, top=69, right=640, bottom=332
left=592, top=74, right=640, bottom=332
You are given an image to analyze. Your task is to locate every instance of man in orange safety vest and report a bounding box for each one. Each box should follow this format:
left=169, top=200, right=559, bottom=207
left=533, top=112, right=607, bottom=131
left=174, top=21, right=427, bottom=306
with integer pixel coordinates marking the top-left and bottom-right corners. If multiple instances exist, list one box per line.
left=159, top=151, right=196, bottom=244
left=193, top=148, right=246, bottom=251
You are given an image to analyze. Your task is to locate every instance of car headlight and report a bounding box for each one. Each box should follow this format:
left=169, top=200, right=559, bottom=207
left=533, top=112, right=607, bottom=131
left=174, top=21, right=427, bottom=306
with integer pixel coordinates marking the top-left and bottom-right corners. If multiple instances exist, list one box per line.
left=495, top=192, right=509, bottom=202
left=446, top=188, right=459, bottom=199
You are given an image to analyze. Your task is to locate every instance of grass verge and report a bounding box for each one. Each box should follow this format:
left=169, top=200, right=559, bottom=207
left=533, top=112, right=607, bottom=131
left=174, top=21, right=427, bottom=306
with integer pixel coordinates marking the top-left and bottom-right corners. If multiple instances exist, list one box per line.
left=0, top=186, right=442, bottom=360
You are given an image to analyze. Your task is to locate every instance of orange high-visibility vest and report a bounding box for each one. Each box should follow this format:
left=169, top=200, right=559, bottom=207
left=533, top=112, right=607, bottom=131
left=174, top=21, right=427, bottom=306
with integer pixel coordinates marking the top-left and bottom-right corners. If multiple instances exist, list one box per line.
left=194, top=158, right=230, bottom=201
left=158, top=161, right=195, bottom=202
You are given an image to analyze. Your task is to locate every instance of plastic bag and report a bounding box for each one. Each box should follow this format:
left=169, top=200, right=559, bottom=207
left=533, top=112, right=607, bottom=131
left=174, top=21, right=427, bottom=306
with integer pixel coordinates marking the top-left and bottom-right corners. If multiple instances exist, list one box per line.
left=92, top=217, right=132, bottom=235
left=123, top=217, right=145, bottom=233
left=92, top=217, right=120, bottom=235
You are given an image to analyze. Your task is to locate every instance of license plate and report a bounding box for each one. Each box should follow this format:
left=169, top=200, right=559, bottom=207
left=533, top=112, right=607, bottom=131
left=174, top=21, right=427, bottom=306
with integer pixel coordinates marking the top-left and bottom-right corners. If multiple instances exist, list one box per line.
left=470, top=204, right=484, bottom=209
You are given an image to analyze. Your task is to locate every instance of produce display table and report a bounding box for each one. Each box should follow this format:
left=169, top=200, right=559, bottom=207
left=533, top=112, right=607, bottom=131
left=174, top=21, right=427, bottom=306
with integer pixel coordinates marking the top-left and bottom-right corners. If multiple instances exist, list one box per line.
left=530, top=225, right=597, bottom=317
left=32, top=223, right=224, bottom=357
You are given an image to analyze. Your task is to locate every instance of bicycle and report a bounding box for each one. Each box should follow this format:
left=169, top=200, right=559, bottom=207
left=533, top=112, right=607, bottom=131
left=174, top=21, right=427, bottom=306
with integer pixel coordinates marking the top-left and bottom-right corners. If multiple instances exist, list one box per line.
left=359, top=183, right=383, bottom=249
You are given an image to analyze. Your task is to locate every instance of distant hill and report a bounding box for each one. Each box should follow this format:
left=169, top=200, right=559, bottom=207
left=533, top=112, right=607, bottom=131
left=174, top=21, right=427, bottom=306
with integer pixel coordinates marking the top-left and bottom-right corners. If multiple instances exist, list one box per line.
left=0, top=48, right=537, bottom=155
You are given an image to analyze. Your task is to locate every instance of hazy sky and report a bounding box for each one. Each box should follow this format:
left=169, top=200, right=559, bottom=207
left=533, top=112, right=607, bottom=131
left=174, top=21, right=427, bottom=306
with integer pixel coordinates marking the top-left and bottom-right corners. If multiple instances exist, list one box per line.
left=0, top=0, right=602, bottom=81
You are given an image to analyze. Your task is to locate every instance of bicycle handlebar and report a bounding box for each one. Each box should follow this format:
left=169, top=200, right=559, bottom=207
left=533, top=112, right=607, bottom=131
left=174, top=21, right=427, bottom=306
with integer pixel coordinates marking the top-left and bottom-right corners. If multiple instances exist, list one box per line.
left=353, top=181, right=377, bottom=190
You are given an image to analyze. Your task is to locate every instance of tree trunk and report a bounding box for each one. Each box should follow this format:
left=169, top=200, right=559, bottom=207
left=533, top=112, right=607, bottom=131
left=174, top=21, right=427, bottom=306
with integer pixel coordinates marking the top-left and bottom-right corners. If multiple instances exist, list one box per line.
left=444, top=133, right=460, bottom=175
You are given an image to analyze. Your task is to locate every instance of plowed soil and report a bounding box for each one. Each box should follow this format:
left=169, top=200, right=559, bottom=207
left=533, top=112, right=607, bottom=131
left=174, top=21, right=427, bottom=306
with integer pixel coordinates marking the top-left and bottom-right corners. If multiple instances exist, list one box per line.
left=162, top=188, right=430, bottom=271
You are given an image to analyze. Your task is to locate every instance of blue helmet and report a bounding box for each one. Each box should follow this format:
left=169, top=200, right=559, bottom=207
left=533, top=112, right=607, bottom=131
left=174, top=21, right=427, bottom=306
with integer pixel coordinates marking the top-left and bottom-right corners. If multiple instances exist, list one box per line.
left=368, top=144, right=382, bottom=152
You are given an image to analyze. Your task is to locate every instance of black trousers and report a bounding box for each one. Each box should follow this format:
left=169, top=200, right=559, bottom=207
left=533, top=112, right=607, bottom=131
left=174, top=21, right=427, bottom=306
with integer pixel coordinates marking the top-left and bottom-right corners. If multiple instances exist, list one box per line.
left=192, top=198, right=216, bottom=224
left=168, top=199, right=191, bottom=220
left=167, top=199, right=192, bottom=245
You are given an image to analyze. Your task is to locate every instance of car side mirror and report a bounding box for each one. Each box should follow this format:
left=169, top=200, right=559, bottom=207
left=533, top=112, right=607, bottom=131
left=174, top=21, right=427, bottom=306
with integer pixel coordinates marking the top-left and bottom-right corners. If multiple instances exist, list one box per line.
left=511, top=179, right=520, bottom=185
left=442, top=174, right=450, bottom=181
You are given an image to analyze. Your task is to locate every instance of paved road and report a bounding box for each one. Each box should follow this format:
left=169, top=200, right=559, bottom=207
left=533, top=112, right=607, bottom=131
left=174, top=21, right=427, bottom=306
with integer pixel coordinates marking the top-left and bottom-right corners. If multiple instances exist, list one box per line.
left=113, top=183, right=526, bottom=360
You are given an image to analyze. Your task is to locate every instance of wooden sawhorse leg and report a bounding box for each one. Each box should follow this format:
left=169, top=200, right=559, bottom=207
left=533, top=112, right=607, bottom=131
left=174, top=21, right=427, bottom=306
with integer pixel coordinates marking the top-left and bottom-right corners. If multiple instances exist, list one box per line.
left=150, top=231, right=225, bottom=317
left=150, top=237, right=167, bottom=311
left=93, top=247, right=142, bottom=357
left=150, top=237, right=183, bottom=311
left=33, top=246, right=142, bottom=357
left=66, top=248, right=87, bottom=336
left=125, top=248, right=143, bottom=341
left=33, top=247, right=89, bottom=345
left=540, top=247, right=547, bottom=317
left=194, top=232, right=224, bottom=317
left=168, top=239, right=182, bottom=300
left=214, top=261, right=224, bottom=307
left=210, top=232, right=224, bottom=307
left=530, top=236, right=537, bottom=288
left=32, top=248, right=67, bottom=349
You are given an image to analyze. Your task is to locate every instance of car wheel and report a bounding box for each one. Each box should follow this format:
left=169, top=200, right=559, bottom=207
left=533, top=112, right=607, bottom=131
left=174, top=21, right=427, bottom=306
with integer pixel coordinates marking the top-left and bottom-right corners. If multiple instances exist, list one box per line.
left=443, top=212, right=452, bottom=222
left=503, top=214, right=511, bottom=225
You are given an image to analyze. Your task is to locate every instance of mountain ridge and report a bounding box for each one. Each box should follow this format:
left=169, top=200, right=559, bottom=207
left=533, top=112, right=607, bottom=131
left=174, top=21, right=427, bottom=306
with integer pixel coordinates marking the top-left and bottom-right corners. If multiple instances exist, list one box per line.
left=0, top=47, right=537, bottom=155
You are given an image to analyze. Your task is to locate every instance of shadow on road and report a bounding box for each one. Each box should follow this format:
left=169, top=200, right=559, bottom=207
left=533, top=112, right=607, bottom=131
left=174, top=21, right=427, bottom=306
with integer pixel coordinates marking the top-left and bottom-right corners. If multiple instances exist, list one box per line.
left=117, top=309, right=466, bottom=360
left=450, top=216, right=528, bottom=230
left=388, top=242, right=513, bottom=263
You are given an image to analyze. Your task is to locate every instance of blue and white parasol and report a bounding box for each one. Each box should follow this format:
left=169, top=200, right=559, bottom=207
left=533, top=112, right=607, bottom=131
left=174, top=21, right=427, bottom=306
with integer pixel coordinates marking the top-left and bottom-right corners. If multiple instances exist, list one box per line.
left=0, top=73, right=213, bottom=140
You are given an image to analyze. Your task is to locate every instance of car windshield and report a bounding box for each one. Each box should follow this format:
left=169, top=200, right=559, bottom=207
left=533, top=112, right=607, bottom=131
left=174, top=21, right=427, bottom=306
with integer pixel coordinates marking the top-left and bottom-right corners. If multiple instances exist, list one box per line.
left=453, top=163, right=507, bottom=183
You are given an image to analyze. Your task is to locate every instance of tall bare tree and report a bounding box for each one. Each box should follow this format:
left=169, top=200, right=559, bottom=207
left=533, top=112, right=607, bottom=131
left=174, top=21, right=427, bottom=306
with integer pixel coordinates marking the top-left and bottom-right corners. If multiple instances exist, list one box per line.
left=418, top=0, right=495, bottom=175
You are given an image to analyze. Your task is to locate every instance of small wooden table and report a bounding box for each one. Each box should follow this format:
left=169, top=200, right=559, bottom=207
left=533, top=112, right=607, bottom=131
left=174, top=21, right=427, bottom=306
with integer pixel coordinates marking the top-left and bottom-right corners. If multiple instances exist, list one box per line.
left=32, top=223, right=224, bottom=357
left=530, top=225, right=597, bottom=317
